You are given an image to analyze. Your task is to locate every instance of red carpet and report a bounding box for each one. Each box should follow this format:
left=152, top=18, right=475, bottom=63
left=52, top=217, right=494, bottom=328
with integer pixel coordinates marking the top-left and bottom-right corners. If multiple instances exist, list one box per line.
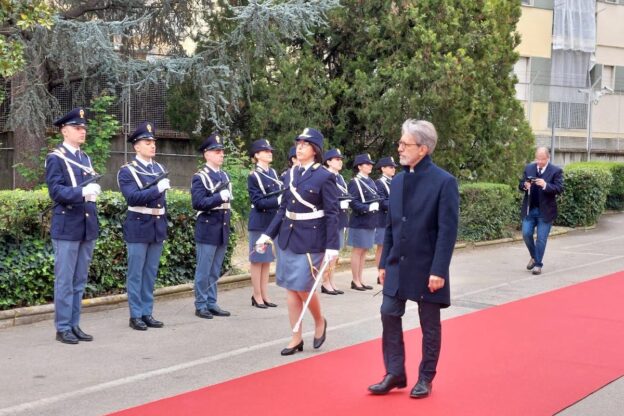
left=110, top=273, right=624, bottom=416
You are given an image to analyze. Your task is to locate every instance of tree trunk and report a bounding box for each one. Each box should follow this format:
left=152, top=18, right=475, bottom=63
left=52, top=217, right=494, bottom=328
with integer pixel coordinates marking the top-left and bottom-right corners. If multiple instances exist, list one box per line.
left=11, top=72, right=47, bottom=190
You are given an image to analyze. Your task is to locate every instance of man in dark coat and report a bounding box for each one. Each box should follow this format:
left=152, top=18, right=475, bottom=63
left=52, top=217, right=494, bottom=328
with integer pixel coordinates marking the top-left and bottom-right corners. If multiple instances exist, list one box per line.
left=368, top=119, right=459, bottom=399
left=519, top=147, right=564, bottom=275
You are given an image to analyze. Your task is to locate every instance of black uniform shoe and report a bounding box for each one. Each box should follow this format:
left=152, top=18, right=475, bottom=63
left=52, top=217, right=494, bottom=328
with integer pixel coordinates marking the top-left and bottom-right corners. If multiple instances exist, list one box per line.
left=56, top=330, right=79, bottom=345
left=71, top=326, right=93, bottom=341
left=280, top=340, right=304, bottom=356
left=368, top=374, right=407, bottom=395
left=321, top=286, right=338, bottom=295
left=409, top=380, right=432, bottom=398
left=351, top=281, right=366, bottom=291
left=251, top=296, right=268, bottom=309
left=142, top=315, right=164, bottom=328
left=195, top=309, right=214, bottom=319
left=362, top=284, right=374, bottom=290
left=263, top=300, right=278, bottom=307
left=208, top=306, right=231, bottom=317
left=333, top=288, right=344, bottom=295
left=313, top=318, right=327, bottom=349
left=129, top=318, right=148, bottom=331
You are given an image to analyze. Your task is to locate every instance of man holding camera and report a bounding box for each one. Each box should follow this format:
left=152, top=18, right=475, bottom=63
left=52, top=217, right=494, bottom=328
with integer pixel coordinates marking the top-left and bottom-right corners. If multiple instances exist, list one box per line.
left=519, top=147, right=564, bottom=275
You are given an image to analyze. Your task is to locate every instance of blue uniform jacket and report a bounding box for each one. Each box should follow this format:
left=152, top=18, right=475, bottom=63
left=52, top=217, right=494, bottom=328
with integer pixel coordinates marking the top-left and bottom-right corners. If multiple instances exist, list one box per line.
left=191, top=164, right=231, bottom=246
left=348, top=174, right=379, bottom=229
left=264, top=164, right=339, bottom=253
left=117, top=158, right=168, bottom=243
left=379, top=156, right=459, bottom=307
left=335, top=172, right=350, bottom=229
left=45, top=145, right=99, bottom=241
left=247, top=165, right=282, bottom=231
left=518, top=162, right=564, bottom=223
left=375, top=176, right=392, bottom=228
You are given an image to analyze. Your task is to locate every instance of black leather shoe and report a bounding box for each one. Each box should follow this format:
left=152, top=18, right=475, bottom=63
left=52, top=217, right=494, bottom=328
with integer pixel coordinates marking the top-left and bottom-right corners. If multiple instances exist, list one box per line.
left=368, top=374, right=407, bottom=395
left=208, top=306, right=231, bottom=317
left=313, top=318, right=327, bottom=349
left=527, top=258, right=536, bottom=270
left=129, top=318, right=148, bottom=331
left=56, top=330, right=79, bottom=344
left=195, top=309, right=214, bottom=319
left=71, top=326, right=93, bottom=341
left=251, top=296, right=268, bottom=309
left=362, top=284, right=374, bottom=290
left=351, top=281, right=366, bottom=291
left=280, top=340, right=304, bottom=356
left=410, top=380, right=432, bottom=398
left=263, top=300, right=278, bottom=307
left=333, top=288, right=344, bottom=295
left=142, top=315, right=164, bottom=328
left=321, top=286, right=338, bottom=295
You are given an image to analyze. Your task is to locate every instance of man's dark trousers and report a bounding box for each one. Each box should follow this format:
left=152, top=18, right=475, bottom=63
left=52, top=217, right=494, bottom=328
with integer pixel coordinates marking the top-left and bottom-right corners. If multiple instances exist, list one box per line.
left=381, top=294, right=441, bottom=383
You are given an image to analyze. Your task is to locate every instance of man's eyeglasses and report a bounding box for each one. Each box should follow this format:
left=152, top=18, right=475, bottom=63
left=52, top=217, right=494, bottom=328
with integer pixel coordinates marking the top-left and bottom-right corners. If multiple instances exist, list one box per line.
left=397, top=140, right=421, bottom=149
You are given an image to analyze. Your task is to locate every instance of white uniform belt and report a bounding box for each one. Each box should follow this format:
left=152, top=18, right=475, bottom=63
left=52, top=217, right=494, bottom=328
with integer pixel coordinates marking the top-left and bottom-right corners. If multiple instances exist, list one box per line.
left=285, top=210, right=325, bottom=220
left=212, top=203, right=231, bottom=210
left=128, top=206, right=165, bottom=216
left=84, top=195, right=97, bottom=203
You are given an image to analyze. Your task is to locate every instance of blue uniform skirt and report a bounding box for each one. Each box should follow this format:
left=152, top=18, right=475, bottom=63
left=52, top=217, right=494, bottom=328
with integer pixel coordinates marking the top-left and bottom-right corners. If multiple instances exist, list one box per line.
left=374, top=227, right=386, bottom=245
left=348, top=227, right=375, bottom=249
left=248, top=230, right=275, bottom=263
left=275, top=246, right=323, bottom=292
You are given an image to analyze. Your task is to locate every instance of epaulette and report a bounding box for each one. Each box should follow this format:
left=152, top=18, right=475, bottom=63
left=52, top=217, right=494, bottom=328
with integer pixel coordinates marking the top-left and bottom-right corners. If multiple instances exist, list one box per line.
left=312, top=163, right=321, bottom=170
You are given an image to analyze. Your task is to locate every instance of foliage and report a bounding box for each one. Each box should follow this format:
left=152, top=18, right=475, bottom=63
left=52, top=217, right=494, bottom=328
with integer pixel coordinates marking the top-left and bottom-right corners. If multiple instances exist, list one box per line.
left=566, top=161, right=624, bottom=211
left=9, top=0, right=339, bottom=188
left=14, top=94, right=120, bottom=185
left=236, top=0, right=535, bottom=184
left=556, top=166, right=612, bottom=227
left=458, top=182, right=516, bottom=241
left=0, top=188, right=238, bottom=310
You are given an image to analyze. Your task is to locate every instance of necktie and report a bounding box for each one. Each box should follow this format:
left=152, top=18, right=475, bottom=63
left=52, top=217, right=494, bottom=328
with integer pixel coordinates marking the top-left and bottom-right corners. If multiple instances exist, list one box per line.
left=147, top=163, right=154, bottom=173
left=75, top=150, right=82, bottom=163
left=537, top=168, right=542, bottom=176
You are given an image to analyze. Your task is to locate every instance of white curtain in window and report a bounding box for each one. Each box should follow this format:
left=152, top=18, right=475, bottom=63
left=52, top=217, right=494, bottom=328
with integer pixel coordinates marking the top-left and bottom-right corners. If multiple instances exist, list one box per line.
left=549, top=49, right=591, bottom=103
left=552, top=0, right=596, bottom=52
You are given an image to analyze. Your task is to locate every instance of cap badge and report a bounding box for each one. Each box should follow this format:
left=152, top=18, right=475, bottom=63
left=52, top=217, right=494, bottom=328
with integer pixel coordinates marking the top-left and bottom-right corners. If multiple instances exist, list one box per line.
left=147, top=123, right=152, bottom=133
left=79, top=109, right=85, bottom=119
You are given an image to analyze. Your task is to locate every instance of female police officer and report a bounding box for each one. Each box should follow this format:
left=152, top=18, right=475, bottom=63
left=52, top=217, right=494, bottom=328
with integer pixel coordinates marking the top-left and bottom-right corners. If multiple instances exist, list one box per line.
left=247, top=138, right=282, bottom=309
left=255, top=128, right=339, bottom=355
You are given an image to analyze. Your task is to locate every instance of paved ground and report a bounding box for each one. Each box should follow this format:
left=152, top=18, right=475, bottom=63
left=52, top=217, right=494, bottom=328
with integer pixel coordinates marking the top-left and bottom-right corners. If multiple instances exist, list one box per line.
left=2, top=213, right=624, bottom=416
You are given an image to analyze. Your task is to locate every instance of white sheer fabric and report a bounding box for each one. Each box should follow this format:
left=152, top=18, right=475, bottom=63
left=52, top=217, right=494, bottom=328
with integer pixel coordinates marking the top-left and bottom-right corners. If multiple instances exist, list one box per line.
left=549, top=49, right=592, bottom=103
left=552, top=0, right=596, bottom=52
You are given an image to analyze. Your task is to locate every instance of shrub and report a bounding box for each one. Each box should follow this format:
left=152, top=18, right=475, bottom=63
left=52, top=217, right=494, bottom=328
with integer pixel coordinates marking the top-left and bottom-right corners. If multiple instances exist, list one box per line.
left=556, top=166, right=612, bottom=227
left=0, top=189, right=238, bottom=310
left=566, top=161, right=624, bottom=211
left=459, top=183, right=516, bottom=241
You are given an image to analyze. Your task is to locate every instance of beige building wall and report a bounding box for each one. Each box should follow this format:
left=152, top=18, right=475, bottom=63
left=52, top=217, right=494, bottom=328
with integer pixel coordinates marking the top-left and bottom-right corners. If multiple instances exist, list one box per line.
left=516, top=6, right=553, bottom=59
left=596, top=3, right=624, bottom=66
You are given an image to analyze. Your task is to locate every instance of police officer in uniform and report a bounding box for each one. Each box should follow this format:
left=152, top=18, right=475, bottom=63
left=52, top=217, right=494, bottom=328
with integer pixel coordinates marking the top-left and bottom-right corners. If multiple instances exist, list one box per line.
left=192, top=132, right=232, bottom=319
left=348, top=153, right=380, bottom=291
left=247, top=138, right=282, bottom=309
left=255, top=128, right=339, bottom=355
left=374, top=156, right=397, bottom=281
left=117, top=122, right=170, bottom=331
left=46, top=107, right=101, bottom=344
left=321, top=148, right=349, bottom=295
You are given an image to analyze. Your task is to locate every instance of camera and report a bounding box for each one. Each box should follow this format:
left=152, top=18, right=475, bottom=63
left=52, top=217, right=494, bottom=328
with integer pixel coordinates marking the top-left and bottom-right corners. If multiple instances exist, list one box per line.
left=526, top=176, right=537, bottom=183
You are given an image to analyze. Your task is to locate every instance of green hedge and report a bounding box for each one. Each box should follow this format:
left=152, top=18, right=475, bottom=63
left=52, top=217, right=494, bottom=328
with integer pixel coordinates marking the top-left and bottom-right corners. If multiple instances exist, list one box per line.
left=556, top=165, right=612, bottom=227
left=0, top=189, right=239, bottom=310
left=566, top=161, right=624, bottom=211
left=459, top=183, right=517, bottom=242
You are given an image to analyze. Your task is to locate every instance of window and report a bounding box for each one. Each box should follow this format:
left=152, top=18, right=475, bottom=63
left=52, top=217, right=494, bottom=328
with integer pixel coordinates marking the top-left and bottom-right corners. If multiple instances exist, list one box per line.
left=602, top=65, right=615, bottom=90
left=548, top=102, right=588, bottom=129
left=514, top=57, right=531, bottom=100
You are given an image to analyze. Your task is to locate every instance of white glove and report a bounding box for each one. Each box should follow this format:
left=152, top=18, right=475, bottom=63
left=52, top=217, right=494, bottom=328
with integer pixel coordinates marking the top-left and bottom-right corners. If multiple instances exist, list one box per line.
left=157, top=178, right=171, bottom=193
left=369, top=202, right=379, bottom=212
left=82, top=183, right=101, bottom=197
left=277, top=194, right=283, bottom=205
left=324, top=249, right=339, bottom=262
left=254, top=234, right=272, bottom=253
left=219, top=189, right=231, bottom=202
left=340, top=199, right=350, bottom=210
